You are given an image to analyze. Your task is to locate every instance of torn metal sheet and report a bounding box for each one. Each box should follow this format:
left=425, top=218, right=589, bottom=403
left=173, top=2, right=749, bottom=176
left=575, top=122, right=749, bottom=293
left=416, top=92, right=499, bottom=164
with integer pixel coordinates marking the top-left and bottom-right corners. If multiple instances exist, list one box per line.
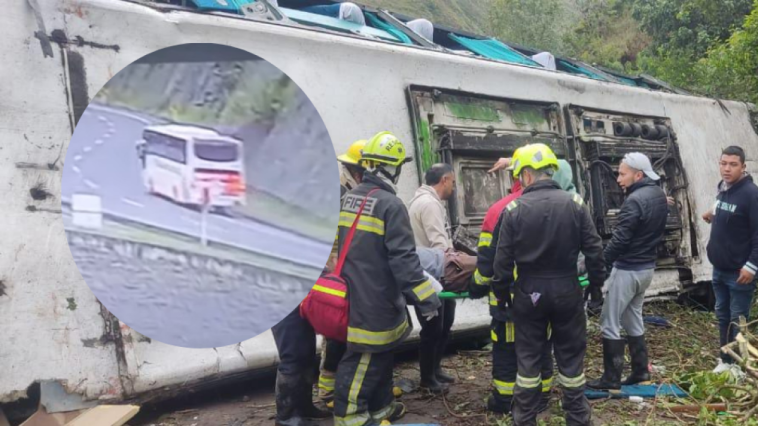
left=39, top=381, right=98, bottom=414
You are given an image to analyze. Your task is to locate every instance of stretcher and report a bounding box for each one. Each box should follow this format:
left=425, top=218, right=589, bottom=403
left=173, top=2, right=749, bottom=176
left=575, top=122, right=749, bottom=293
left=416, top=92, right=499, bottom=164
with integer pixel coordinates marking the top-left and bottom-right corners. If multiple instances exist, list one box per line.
left=584, top=383, right=688, bottom=399
left=438, top=275, right=590, bottom=300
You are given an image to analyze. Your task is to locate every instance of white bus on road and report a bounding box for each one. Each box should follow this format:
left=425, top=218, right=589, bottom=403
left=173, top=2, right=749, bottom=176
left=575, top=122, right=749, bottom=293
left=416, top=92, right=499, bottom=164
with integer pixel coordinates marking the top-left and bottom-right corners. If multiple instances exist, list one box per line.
left=136, top=123, right=247, bottom=211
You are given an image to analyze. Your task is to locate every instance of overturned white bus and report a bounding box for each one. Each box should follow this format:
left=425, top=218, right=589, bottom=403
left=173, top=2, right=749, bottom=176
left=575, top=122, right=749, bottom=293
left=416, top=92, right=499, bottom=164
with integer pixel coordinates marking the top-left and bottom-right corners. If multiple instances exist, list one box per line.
left=2, top=0, right=757, bottom=417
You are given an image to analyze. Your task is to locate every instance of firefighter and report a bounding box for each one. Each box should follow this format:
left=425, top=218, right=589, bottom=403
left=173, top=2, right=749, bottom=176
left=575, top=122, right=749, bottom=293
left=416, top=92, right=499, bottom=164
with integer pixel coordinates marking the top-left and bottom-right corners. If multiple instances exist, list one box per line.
left=492, top=143, right=605, bottom=426
left=333, top=131, right=442, bottom=426
left=271, top=307, right=332, bottom=426
left=319, top=139, right=367, bottom=403
left=470, top=147, right=554, bottom=415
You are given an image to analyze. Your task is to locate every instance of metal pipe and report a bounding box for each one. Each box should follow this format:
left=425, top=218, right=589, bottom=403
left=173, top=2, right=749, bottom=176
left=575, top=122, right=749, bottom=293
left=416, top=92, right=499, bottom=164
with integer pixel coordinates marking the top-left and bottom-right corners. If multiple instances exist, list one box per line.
left=641, top=124, right=659, bottom=140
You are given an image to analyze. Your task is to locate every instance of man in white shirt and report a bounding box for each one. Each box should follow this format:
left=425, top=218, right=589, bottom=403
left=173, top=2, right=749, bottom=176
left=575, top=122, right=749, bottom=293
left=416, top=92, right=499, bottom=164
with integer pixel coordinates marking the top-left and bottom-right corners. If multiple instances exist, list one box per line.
left=407, top=163, right=457, bottom=394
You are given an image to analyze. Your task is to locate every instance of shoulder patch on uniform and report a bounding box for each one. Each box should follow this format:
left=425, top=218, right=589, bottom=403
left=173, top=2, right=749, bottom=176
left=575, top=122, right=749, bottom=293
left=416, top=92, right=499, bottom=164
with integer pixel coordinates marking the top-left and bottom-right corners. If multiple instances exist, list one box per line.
left=572, top=194, right=584, bottom=206
left=506, top=200, right=519, bottom=211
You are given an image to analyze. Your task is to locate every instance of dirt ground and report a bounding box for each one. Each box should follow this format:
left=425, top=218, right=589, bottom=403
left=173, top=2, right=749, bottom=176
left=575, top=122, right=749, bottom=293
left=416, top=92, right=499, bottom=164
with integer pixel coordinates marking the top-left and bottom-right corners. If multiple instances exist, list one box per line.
left=129, top=301, right=757, bottom=426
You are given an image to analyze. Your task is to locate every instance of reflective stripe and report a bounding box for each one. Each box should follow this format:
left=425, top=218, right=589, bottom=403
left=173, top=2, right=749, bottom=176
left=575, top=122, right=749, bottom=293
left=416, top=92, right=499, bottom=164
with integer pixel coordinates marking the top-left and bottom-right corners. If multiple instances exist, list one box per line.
left=347, top=354, right=371, bottom=414
left=474, top=269, right=492, bottom=286
left=491, top=329, right=498, bottom=342
left=312, top=284, right=346, bottom=298
left=572, top=193, right=584, bottom=206
left=746, top=262, right=757, bottom=274
left=505, top=321, right=515, bottom=343
left=339, top=212, right=385, bottom=235
left=319, top=375, right=335, bottom=391
left=507, top=200, right=518, bottom=211
left=516, top=374, right=542, bottom=389
left=334, top=412, right=371, bottom=426
left=348, top=320, right=408, bottom=346
left=542, top=377, right=553, bottom=392
left=412, top=279, right=435, bottom=301
left=478, top=232, right=493, bottom=248
left=558, top=372, right=586, bottom=388
left=369, top=403, right=395, bottom=422
left=493, top=379, right=515, bottom=396
left=489, top=291, right=498, bottom=306
left=547, top=323, right=552, bottom=340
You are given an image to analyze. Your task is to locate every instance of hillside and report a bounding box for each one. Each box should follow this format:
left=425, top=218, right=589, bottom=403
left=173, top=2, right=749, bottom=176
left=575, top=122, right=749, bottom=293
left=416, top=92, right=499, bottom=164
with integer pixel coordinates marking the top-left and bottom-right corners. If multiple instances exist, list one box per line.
left=358, top=0, right=492, bottom=34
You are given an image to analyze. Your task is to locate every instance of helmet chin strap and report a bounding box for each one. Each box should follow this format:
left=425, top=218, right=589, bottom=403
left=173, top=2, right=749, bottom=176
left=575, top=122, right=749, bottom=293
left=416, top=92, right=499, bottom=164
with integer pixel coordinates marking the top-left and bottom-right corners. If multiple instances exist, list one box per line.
left=368, top=164, right=402, bottom=185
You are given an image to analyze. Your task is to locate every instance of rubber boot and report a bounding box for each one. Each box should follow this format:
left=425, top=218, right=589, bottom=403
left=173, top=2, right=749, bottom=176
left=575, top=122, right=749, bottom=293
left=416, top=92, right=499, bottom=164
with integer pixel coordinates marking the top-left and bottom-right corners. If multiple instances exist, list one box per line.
left=434, top=336, right=456, bottom=384
left=486, top=392, right=512, bottom=414
left=419, top=345, right=448, bottom=394
left=385, top=401, right=407, bottom=422
left=621, top=335, right=651, bottom=386
left=586, top=338, right=625, bottom=390
left=275, top=371, right=313, bottom=426
left=300, top=370, right=330, bottom=420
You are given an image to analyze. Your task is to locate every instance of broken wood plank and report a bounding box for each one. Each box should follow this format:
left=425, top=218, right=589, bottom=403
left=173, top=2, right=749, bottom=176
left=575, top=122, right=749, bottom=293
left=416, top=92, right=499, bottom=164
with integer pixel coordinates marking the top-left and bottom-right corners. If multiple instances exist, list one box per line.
left=735, top=333, right=758, bottom=359
left=19, top=406, right=81, bottom=426
left=668, top=403, right=727, bottom=413
left=64, top=405, right=139, bottom=426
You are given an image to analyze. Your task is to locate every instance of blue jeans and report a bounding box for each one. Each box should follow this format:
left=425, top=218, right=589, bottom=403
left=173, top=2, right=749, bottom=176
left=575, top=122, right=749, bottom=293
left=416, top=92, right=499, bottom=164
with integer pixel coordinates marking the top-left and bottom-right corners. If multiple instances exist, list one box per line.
left=712, top=268, right=757, bottom=363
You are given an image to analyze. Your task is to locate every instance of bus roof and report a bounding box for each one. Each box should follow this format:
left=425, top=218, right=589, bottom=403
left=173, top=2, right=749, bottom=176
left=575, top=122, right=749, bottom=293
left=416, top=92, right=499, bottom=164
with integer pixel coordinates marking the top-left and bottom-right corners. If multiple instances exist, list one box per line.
left=145, top=123, right=242, bottom=143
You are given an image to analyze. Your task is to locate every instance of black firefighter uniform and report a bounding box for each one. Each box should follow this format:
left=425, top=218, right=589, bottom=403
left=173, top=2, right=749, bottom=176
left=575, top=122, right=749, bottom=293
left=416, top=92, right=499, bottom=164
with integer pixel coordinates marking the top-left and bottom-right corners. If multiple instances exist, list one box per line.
left=492, top=179, right=605, bottom=426
left=333, top=173, right=442, bottom=426
left=469, top=187, right=554, bottom=413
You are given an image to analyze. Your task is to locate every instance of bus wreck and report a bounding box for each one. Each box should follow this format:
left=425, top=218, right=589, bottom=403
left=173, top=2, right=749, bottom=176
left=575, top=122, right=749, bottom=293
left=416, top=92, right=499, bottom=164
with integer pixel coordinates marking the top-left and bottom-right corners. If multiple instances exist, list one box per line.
left=2, top=0, right=758, bottom=418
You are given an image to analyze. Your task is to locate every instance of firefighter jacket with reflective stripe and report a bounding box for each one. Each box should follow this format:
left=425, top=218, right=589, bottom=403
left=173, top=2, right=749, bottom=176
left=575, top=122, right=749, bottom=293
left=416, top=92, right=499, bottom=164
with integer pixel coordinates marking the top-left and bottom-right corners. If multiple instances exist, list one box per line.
left=338, top=173, right=442, bottom=353
left=470, top=181, right=523, bottom=321
left=331, top=184, right=350, bottom=259
left=492, top=180, right=605, bottom=292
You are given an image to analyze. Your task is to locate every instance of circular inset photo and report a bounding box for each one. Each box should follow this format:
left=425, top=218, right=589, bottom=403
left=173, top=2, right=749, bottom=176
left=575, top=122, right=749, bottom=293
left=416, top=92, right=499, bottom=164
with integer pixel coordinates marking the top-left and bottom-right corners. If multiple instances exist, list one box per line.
left=61, top=43, right=339, bottom=348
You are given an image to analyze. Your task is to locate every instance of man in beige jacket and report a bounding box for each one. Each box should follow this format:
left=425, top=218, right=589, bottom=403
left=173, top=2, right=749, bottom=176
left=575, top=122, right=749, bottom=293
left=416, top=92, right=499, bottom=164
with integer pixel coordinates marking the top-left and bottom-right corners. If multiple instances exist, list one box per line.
left=407, top=163, right=457, bottom=394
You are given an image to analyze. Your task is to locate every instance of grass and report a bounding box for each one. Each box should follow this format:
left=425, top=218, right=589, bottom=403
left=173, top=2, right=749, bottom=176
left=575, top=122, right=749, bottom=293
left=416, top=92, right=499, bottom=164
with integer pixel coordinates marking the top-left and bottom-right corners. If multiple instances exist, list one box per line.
left=233, top=188, right=336, bottom=244
left=389, top=299, right=758, bottom=425
left=65, top=215, right=321, bottom=280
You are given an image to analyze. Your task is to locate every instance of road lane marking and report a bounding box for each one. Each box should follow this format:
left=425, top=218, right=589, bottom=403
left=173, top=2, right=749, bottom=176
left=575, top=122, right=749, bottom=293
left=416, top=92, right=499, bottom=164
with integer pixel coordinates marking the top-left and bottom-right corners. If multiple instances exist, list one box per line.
left=74, top=155, right=82, bottom=161
left=72, top=165, right=81, bottom=174
left=95, top=139, right=103, bottom=145
left=122, top=198, right=144, bottom=208
left=84, top=179, right=99, bottom=190
left=89, top=104, right=151, bottom=124
left=83, top=146, right=92, bottom=152
left=98, top=115, right=107, bottom=122
left=102, top=133, right=111, bottom=139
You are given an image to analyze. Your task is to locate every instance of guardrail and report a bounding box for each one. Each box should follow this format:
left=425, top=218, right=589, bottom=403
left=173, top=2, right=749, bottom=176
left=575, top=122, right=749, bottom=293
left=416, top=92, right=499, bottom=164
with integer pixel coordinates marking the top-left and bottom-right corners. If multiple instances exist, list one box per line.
left=60, top=197, right=324, bottom=272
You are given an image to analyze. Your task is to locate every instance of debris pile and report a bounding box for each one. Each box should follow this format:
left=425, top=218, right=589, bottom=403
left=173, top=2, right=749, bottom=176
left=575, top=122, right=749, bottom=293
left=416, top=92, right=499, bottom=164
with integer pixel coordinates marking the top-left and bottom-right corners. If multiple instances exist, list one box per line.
left=719, top=316, right=758, bottom=420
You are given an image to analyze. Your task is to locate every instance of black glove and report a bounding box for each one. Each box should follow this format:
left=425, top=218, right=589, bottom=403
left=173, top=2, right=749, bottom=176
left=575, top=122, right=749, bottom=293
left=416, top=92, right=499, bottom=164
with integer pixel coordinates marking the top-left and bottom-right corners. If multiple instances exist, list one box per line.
left=496, top=288, right=513, bottom=313
left=586, top=285, right=603, bottom=317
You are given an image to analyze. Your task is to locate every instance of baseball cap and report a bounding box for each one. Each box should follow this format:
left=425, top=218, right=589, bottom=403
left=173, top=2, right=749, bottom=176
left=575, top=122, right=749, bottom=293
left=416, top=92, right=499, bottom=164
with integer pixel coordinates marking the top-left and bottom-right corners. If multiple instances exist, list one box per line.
left=622, top=152, right=660, bottom=180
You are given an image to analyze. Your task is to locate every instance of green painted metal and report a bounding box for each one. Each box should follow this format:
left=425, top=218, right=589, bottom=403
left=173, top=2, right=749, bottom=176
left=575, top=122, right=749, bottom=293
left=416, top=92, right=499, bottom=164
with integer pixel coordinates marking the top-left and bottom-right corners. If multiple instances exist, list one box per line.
left=418, top=119, right=435, bottom=172
left=511, top=105, right=547, bottom=128
left=281, top=8, right=401, bottom=43
left=446, top=102, right=500, bottom=121
left=364, top=12, right=413, bottom=45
